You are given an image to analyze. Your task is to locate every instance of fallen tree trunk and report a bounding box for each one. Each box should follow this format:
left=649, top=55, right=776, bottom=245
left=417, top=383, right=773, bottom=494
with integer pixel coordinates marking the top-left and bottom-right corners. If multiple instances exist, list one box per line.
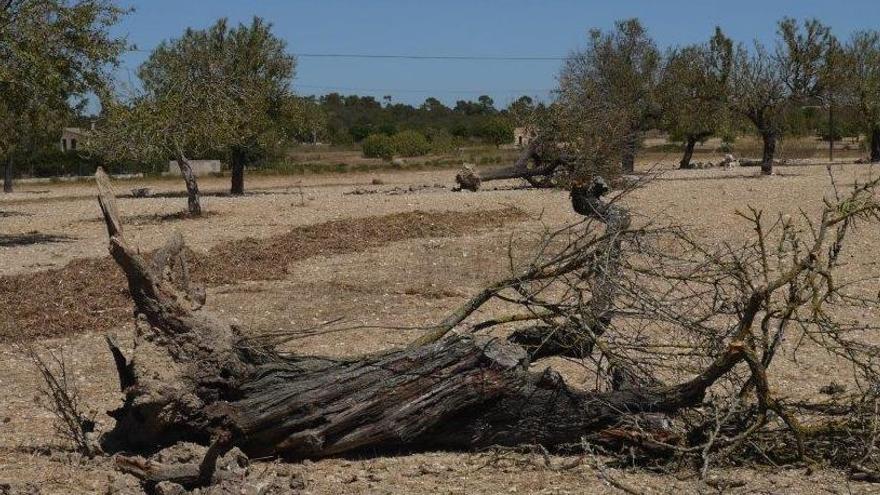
left=92, top=168, right=763, bottom=487
left=454, top=141, right=571, bottom=191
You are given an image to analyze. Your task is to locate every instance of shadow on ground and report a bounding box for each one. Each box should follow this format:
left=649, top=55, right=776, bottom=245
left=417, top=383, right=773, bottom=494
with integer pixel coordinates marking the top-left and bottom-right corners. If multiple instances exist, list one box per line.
left=0, top=232, right=74, bottom=247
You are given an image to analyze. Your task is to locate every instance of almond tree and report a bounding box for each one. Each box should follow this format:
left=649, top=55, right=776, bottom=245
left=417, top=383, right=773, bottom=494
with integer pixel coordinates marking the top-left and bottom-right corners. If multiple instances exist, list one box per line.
left=0, top=0, right=127, bottom=192
left=728, top=18, right=834, bottom=175
left=94, top=17, right=300, bottom=213
left=557, top=18, right=660, bottom=174
left=657, top=28, right=733, bottom=169
left=843, top=31, right=880, bottom=162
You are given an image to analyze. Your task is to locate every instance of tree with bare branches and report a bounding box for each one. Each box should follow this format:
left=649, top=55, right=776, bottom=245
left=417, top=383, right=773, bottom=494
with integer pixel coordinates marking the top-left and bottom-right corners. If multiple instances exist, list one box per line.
left=89, top=165, right=880, bottom=491
left=728, top=18, right=835, bottom=174
left=842, top=30, right=880, bottom=162
left=657, top=27, right=733, bottom=169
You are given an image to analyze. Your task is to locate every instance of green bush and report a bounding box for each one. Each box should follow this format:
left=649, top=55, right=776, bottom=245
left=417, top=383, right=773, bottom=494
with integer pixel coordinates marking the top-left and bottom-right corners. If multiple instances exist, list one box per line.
left=424, top=127, right=456, bottom=153
left=479, top=117, right=514, bottom=147
left=15, top=148, right=153, bottom=177
left=362, top=134, right=395, bottom=160
left=392, top=130, right=431, bottom=157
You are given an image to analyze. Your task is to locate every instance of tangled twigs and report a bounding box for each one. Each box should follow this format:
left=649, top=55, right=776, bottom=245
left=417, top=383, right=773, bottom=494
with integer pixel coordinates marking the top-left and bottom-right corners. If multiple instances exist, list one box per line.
left=91, top=167, right=880, bottom=488
left=27, top=346, right=97, bottom=457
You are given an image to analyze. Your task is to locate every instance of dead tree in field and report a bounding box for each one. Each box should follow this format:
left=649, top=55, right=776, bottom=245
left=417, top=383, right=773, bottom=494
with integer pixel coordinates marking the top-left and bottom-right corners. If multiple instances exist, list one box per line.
left=455, top=140, right=577, bottom=191
left=93, top=167, right=880, bottom=488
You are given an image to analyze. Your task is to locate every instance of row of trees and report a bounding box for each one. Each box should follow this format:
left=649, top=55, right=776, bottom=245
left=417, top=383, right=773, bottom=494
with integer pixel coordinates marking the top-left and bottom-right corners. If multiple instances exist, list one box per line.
left=93, top=17, right=303, bottom=212
left=553, top=18, right=880, bottom=175
left=5, top=3, right=880, bottom=209
left=1, top=3, right=516, bottom=212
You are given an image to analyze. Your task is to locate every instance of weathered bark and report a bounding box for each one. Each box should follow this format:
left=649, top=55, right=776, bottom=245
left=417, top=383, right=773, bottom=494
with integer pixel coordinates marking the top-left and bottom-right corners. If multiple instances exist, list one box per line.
left=454, top=141, right=566, bottom=191
left=175, top=150, right=202, bottom=215
left=870, top=126, right=880, bottom=163
left=760, top=130, right=776, bottom=176
left=621, top=131, right=639, bottom=174
left=679, top=136, right=697, bottom=169
left=230, top=147, right=245, bottom=196
left=509, top=178, right=630, bottom=361
left=3, top=154, right=12, bottom=193
left=92, top=168, right=745, bottom=486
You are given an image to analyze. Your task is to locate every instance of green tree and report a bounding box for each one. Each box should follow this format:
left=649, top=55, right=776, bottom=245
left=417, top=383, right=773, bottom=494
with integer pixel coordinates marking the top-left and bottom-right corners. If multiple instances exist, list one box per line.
left=477, top=95, right=496, bottom=114
left=728, top=18, right=834, bottom=174
left=361, top=133, right=394, bottom=160
left=290, top=96, right=327, bottom=144
left=138, top=17, right=296, bottom=195
left=420, top=97, right=448, bottom=114
left=843, top=31, right=880, bottom=162
left=480, top=117, right=514, bottom=148
left=95, top=17, right=298, bottom=214
left=658, top=27, right=733, bottom=169
left=557, top=18, right=661, bottom=174
left=507, top=96, right=535, bottom=126
left=0, top=0, right=127, bottom=192
left=392, top=130, right=431, bottom=157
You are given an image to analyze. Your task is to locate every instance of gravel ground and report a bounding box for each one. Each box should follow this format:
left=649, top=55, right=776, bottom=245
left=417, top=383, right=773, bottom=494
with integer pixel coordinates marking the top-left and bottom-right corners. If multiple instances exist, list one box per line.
left=1, top=162, right=879, bottom=493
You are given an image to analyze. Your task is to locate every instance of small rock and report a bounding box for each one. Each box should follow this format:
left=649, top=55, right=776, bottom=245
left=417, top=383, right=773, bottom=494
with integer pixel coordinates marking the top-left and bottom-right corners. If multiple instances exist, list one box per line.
left=154, top=481, right=186, bottom=495
left=289, top=474, right=307, bottom=490
left=131, top=187, right=153, bottom=198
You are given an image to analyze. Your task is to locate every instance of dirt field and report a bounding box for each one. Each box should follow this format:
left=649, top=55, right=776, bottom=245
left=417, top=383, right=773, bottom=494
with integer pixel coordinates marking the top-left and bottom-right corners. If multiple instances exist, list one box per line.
left=1, top=160, right=879, bottom=494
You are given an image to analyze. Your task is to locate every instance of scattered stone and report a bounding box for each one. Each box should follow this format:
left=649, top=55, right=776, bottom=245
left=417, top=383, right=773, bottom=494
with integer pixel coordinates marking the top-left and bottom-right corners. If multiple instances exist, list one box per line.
left=153, top=482, right=186, bottom=495
left=130, top=187, right=153, bottom=198
left=104, top=473, right=141, bottom=495
left=344, top=187, right=379, bottom=196
left=722, top=153, right=739, bottom=169
left=819, top=382, right=846, bottom=396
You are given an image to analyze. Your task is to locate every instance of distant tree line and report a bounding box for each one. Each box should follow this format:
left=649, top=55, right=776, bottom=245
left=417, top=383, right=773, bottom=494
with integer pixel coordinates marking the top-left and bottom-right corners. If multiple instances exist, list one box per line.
left=291, top=92, right=520, bottom=149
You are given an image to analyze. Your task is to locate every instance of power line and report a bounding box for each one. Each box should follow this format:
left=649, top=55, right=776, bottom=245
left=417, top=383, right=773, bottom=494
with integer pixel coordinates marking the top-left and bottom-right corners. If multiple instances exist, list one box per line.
left=127, top=48, right=565, bottom=61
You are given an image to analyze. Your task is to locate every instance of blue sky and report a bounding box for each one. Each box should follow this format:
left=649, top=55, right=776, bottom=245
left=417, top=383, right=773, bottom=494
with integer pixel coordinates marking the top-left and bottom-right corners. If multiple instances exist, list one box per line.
left=111, top=0, right=879, bottom=108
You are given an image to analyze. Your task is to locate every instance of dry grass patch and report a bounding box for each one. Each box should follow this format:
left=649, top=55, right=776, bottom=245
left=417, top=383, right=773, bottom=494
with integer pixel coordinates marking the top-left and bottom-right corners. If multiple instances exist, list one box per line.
left=0, top=207, right=525, bottom=342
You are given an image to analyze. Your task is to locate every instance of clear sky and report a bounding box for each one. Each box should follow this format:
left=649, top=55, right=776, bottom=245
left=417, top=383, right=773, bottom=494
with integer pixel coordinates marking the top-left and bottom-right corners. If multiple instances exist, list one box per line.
left=111, top=0, right=880, bottom=108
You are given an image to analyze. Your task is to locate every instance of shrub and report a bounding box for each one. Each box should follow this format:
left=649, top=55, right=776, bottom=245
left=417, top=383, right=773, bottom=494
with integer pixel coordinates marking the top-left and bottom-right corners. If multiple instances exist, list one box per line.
left=362, top=134, right=395, bottom=160
left=424, top=127, right=456, bottom=153
left=479, top=117, right=514, bottom=147
left=392, top=130, right=431, bottom=157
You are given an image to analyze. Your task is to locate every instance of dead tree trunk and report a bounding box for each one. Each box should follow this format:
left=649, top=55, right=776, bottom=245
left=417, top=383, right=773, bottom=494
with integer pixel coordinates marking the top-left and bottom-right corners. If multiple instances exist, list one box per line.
left=92, top=168, right=756, bottom=487
left=508, top=178, right=630, bottom=362
left=174, top=148, right=202, bottom=215
left=620, top=130, right=640, bottom=174
left=454, top=141, right=565, bottom=191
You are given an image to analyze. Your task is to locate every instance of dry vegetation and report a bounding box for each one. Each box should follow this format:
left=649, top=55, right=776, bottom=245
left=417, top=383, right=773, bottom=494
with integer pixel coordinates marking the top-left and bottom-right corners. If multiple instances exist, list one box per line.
left=1, top=162, right=880, bottom=494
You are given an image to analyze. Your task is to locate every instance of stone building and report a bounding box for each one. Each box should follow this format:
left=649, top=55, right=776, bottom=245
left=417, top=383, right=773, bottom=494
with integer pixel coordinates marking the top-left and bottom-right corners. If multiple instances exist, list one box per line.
left=60, top=126, right=91, bottom=152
